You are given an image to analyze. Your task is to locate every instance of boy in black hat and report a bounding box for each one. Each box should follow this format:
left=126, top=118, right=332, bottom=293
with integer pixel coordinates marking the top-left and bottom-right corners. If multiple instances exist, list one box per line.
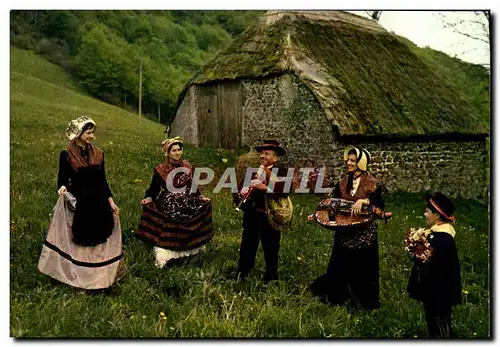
left=233, top=140, right=290, bottom=284
left=407, top=192, right=462, bottom=338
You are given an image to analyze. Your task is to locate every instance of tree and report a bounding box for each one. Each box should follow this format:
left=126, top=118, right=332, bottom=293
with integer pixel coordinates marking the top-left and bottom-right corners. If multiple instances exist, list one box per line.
left=436, top=11, right=490, bottom=68
left=438, top=11, right=489, bottom=44
left=74, top=22, right=139, bottom=103
left=10, top=10, right=264, bottom=122
left=365, top=11, right=382, bottom=21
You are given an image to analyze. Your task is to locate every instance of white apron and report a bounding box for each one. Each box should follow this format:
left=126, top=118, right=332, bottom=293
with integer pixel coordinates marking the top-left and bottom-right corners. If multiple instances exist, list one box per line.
left=38, top=192, right=125, bottom=289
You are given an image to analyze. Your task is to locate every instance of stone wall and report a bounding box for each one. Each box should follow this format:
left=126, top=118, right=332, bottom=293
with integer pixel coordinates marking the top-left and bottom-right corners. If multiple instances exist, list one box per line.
left=241, top=74, right=341, bottom=166
left=240, top=74, right=487, bottom=200
left=335, top=139, right=487, bottom=200
left=172, top=74, right=487, bottom=199
left=171, top=86, right=198, bottom=145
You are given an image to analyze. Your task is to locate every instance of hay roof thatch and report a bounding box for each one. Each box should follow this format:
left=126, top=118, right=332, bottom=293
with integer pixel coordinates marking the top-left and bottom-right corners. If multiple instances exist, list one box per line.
left=173, top=11, right=488, bottom=137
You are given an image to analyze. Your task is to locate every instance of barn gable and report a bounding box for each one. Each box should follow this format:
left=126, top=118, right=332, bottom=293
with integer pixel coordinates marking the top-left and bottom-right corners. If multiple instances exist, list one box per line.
left=171, top=10, right=488, bottom=138
left=168, top=11, right=488, bottom=200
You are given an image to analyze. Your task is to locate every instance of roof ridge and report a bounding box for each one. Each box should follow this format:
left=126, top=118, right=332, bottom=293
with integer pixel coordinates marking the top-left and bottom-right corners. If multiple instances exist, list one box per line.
left=261, top=10, right=387, bottom=34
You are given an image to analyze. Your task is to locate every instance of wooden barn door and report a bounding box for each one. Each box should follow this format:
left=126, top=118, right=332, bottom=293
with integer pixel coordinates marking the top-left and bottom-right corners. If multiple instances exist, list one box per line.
left=197, top=84, right=220, bottom=147
left=197, top=82, right=242, bottom=149
left=218, top=82, right=242, bottom=149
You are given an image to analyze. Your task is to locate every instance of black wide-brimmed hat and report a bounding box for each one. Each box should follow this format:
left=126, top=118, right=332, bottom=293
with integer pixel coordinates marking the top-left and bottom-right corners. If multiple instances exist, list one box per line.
left=254, top=140, right=286, bottom=156
left=425, top=192, right=456, bottom=222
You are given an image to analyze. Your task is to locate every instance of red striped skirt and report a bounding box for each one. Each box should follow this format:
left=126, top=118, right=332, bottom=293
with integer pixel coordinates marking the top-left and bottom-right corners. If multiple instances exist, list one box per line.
left=135, top=199, right=213, bottom=251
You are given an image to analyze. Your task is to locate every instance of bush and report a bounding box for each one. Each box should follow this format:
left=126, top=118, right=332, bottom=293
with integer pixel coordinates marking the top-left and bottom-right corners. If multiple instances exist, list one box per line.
left=35, top=38, right=71, bottom=68
left=10, top=20, right=29, bottom=36
left=35, top=37, right=58, bottom=54
left=11, top=34, right=35, bottom=50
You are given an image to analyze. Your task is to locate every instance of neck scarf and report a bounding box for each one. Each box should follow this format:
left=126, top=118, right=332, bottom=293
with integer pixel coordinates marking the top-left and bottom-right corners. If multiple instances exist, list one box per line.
left=156, top=158, right=190, bottom=181
left=66, top=140, right=103, bottom=171
left=430, top=222, right=456, bottom=238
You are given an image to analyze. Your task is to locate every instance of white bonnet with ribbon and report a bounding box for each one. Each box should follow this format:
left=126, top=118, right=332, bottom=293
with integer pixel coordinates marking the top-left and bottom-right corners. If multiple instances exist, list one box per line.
left=343, top=145, right=371, bottom=171
left=65, top=116, right=96, bottom=141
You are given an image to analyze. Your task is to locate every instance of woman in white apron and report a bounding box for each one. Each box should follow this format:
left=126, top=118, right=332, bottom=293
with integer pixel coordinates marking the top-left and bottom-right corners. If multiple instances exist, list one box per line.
left=38, top=116, right=124, bottom=290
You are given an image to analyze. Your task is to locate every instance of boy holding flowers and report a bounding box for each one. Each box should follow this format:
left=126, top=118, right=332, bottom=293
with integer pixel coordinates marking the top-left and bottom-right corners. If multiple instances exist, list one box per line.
left=406, top=192, right=462, bottom=338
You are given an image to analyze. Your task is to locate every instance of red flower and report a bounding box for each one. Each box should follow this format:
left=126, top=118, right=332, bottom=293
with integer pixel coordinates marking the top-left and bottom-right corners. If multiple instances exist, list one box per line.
left=404, top=228, right=434, bottom=263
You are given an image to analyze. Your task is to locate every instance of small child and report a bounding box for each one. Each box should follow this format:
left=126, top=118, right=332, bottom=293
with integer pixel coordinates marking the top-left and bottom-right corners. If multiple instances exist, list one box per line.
left=407, top=192, right=462, bottom=338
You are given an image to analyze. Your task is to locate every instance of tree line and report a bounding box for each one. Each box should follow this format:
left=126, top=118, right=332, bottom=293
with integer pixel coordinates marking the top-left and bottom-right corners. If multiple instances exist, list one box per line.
left=10, top=10, right=263, bottom=124
left=10, top=10, right=489, bottom=127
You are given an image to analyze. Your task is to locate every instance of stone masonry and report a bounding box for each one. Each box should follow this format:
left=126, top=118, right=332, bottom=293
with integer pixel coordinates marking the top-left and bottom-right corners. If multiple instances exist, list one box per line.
left=171, top=86, right=198, bottom=145
left=241, top=74, right=487, bottom=200
left=172, top=73, right=487, bottom=200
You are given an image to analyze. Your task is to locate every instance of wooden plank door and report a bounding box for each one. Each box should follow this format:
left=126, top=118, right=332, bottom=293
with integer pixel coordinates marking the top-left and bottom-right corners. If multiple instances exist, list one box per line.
left=218, top=82, right=242, bottom=149
left=197, top=84, right=219, bottom=147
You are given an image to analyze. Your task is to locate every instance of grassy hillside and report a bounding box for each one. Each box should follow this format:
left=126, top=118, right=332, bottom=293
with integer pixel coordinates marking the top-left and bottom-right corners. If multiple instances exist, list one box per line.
left=10, top=47, right=489, bottom=338
left=10, top=10, right=264, bottom=123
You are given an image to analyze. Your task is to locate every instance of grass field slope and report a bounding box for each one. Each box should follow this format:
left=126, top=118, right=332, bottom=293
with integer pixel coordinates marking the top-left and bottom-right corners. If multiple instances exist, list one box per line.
left=9, top=46, right=490, bottom=338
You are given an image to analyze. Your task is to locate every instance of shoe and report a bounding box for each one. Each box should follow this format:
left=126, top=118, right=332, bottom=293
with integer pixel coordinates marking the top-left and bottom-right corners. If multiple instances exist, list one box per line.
left=263, top=273, right=278, bottom=284
left=235, top=271, right=249, bottom=281
left=351, top=298, right=380, bottom=311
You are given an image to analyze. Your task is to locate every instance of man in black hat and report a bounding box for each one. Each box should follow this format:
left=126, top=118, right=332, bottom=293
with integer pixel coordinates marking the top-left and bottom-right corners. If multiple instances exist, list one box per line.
left=233, top=140, right=290, bottom=284
left=407, top=192, right=462, bottom=338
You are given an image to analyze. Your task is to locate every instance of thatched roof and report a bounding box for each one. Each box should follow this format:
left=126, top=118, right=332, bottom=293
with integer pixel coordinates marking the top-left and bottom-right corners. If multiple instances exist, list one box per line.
left=173, top=10, right=488, bottom=137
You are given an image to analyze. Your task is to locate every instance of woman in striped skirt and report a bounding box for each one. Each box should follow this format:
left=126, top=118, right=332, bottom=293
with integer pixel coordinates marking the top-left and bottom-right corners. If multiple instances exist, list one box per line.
left=135, top=137, right=213, bottom=268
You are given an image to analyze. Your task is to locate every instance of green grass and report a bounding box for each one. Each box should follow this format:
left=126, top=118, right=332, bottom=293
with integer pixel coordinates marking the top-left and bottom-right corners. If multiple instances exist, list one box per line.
left=10, top=47, right=84, bottom=94
left=10, top=46, right=490, bottom=338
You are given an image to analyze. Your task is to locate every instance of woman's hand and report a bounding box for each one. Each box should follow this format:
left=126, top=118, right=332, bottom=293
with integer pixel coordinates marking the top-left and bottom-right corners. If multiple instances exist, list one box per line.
left=351, top=199, right=369, bottom=216
left=57, top=186, right=67, bottom=196
left=141, top=197, right=153, bottom=205
left=109, top=197, right=120, bottom=215
left=316, top=210, right=330, bottom=224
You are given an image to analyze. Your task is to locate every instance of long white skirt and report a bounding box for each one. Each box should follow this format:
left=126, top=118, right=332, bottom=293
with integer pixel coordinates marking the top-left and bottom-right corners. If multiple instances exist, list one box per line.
left=38, top=192, right=125, bottom=290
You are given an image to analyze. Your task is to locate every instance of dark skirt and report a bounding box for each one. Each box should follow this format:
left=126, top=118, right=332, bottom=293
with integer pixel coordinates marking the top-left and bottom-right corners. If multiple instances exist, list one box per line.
left=136, top=198, right=213, bottom=251
left=311, top=222, right=380, bottom=309
left=72, top=196, right=114, bottom=247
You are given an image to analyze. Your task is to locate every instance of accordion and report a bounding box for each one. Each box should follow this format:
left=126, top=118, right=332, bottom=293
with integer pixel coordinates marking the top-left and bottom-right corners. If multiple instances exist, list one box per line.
left=308, top=198, right=392, bottom=230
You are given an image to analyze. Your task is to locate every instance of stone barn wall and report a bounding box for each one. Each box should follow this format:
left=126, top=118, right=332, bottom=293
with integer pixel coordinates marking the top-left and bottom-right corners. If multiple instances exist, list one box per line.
left=241, top=74, right=487, bottom=200
left=241, top=74, right=341, bottom=167
left=336, top=139, right=487, bottom=200
left=171, top=73, right=487, bottom=199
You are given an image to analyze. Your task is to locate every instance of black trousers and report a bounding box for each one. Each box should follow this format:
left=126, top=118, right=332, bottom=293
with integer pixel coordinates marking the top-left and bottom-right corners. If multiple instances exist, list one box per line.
left=423, top=300, right=452, bottom=338
left=237, top=209, right=281, bottom=282
left=311, top=238, right=380, bottom=309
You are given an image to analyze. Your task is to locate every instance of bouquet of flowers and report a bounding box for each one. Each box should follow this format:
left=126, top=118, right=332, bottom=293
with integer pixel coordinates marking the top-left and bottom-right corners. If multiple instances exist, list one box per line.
left=404, top=228, right=433, bottom=263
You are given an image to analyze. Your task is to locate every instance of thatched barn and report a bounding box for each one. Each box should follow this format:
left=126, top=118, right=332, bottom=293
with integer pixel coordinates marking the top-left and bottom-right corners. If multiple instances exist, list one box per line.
left=169, top=10, right=489, bottom=199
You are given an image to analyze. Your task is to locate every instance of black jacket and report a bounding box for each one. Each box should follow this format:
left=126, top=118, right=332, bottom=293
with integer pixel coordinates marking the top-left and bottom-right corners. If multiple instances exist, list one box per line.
left=57, top=149, right=114, bottom=246
left=407, top=225, right=462, bottom=306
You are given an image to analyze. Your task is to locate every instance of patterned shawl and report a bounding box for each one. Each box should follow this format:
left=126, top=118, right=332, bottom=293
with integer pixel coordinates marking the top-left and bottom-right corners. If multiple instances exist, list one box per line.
left=66, top=140, right=103, bottom=171
left=156, top=159, right=193, bottom=182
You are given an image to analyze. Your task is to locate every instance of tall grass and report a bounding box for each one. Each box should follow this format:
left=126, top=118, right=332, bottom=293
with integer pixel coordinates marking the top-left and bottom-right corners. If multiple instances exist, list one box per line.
left=10, top=47, right=490, bottom=338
